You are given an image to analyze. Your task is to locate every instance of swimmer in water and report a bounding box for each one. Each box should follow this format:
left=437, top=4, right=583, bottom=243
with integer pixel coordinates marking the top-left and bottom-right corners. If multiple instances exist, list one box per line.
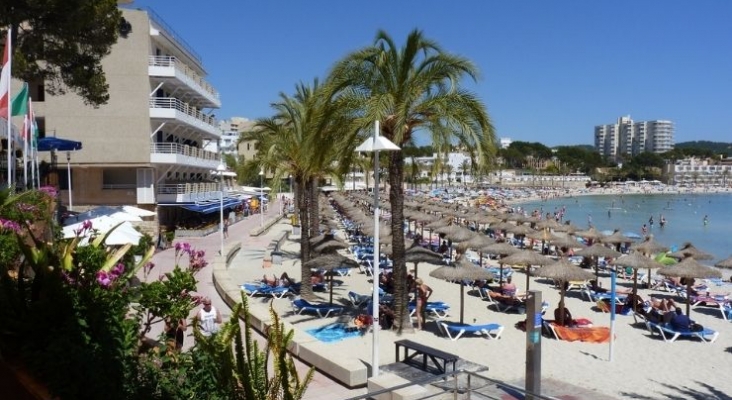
left=703, top=215, right=709, bottom=226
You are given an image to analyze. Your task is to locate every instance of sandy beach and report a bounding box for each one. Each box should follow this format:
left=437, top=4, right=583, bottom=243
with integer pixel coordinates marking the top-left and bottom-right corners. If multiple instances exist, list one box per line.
left=224, top=192, right=732, bottom=399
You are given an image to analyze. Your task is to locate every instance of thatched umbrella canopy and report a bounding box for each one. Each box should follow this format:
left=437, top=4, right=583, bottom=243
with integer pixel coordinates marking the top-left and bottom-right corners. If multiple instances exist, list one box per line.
left=630, top=235, right=670, bottom=288
left=658, top=257, right=722, bottom=316
left=574, top=226, right=605, bottom=243
left=611, top=252, right=665, bottom=312
left=499, top=250, right=555, bottom=292
left=405, top=246, right=446, bottom=280
left=430, top=257, right=495, bottom=323
left=435, top=224, right=475, bottom=243
left=574, top=244, right=622, bottom=283
left=312, top=239, right=349, bottom=254
left=630, top=235, right=669, bottom=255
left=482, top=242, right=521, bottom=285
left=714, top=256, right=732, bottom=269
left=536, top=218, right=563, bottom=231
left=533, top=259, right=595, bottom=326
left=507, top=224, right=535, bottom=238
left=548, top=234, right=586, bottom=251
left=456, top=234, right=496, bottom=267
left=668, top=242, right=714, bottom=261
left=555, top=222, right=581, bottom=234
left=303, top=254, right=360, bottom=304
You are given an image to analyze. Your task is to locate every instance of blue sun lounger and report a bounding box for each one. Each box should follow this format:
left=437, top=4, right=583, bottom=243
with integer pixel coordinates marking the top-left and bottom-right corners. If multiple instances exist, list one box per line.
left=408, top=301, right=450, bottom=319
left=438, top=321, right=504, bottom=341
left=240, top=283, right=290, bottom=298
left=291, top=298, right=345, bottom=318
left=644, top=321, right=719, bottom=343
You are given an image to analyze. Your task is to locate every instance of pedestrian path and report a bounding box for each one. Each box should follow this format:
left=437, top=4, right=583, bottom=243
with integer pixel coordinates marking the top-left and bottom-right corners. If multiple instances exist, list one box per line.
left=146, top=200, right=365, bottom=399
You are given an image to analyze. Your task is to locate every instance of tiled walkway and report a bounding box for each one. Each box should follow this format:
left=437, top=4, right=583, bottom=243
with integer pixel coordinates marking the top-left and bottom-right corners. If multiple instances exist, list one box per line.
left=147, top=200, right=366, bottom=399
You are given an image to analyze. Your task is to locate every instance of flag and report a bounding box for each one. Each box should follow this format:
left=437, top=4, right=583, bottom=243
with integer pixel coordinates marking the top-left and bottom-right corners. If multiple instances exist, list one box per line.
left=0, top=31, right=10, bottom=117
left=11, top=81, right=28, bottom=116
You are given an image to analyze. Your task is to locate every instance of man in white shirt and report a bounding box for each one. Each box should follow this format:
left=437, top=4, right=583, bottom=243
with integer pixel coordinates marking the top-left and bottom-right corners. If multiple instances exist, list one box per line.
left=197, top=297, right=222, bottom=337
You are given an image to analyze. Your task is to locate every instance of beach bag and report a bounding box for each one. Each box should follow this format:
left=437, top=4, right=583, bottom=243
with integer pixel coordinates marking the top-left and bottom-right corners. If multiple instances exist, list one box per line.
left=690, top=322, right=704, bottom=332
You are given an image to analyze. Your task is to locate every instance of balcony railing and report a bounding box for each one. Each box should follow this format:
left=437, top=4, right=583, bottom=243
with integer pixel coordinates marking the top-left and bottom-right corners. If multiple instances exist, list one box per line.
left=149, top=97, right=217, bottom=132
left=150, top=143, right=220, bottom=162
left=149, top=56, right=220, bottom=101
left=156, top=182, right=233, bottom=203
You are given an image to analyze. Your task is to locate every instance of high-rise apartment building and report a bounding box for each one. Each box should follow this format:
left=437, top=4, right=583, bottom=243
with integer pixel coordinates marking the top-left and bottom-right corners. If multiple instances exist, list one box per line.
left=33, top=6, right=227, bottom=227
left=594, top=116, right=674, bottom=161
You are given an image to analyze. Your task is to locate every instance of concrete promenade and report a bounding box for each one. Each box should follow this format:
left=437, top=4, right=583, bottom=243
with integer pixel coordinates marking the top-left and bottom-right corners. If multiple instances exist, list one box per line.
left=147, top=199, right=364, bottom=399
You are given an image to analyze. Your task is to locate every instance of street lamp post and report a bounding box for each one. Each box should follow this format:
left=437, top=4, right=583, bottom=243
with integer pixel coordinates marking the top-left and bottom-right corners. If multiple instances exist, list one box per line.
left=66, top=151, right=73, bottom=211
left=354, top=120, right=400, bottom=378
left=259, top=168, right=264, bottom=227
left=217, top=162, right=226, bottom=257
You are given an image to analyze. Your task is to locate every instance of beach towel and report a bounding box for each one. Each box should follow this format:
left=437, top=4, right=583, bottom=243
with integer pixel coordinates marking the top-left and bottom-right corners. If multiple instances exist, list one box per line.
left=552, top=324, right=612, bottom=343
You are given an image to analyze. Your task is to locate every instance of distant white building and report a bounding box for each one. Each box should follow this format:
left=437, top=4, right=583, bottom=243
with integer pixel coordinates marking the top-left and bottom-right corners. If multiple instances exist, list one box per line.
left=405, top=152, right=473, bottom=183
left=595, top=116, right=674, bottom=161
left=500, top=137, right=513, bottom=149
left=666, top=157, right=732, bottom=186
left=205, top=117, right=255, bottom=156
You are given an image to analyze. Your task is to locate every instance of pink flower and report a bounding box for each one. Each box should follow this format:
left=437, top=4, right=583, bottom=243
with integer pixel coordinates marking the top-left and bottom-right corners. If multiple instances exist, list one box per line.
left=111, top=263, right=125, bottom=277
left=0, top=219, right=21, bottom=233
left=96, top=271, right=112, bottom=288
left=39, top=186, right=58, bottom=198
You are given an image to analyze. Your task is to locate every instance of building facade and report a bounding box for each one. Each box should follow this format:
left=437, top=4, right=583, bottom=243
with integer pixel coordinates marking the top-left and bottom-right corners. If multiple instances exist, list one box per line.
left=33, top=7, right=228, bottom=228
left=595, top=116, right=674, bottom=161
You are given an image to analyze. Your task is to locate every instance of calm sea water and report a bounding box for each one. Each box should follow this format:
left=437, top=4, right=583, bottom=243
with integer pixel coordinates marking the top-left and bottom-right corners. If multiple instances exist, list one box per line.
left=520, top=193, right=732, bottom=265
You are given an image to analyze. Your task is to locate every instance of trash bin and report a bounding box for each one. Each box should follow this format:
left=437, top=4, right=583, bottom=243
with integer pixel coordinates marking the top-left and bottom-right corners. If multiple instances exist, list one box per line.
left=272, top=251, right=283, bottom=265
left=292, top=224, right=301, bottom=236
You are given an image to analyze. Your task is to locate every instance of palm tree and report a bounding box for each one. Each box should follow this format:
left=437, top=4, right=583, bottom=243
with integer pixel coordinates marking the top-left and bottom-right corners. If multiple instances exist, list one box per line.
left=245, top=80, right=347, bottom=299
left=460, top=159, right=470, bottom=186
left=329, top=29, right=497, bottom=332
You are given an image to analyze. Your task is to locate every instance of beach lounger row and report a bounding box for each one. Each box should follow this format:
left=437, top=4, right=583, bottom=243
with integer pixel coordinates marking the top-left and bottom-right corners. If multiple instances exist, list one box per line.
left=408, top=301, right=450, bottom=319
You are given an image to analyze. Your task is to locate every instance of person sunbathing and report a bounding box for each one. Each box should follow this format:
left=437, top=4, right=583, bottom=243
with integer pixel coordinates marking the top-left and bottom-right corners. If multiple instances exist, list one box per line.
left=500, top=276, right=518, bottom=297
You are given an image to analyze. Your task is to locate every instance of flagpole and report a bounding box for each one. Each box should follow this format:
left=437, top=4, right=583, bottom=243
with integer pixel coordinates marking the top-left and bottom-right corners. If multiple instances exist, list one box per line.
left=22, top=114, right=27, bottom=188
left=5, top=27, right=12, bottom=189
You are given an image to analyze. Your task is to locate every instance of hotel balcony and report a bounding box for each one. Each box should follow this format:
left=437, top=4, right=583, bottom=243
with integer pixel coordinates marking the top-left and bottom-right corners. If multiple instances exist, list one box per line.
left=149, top=97, right=220, bottom=138
left=150, top=143, right=221, bottom=170
left=156, top=182, right=240, bottom=204
left=149, top=56, right=221, bottom=108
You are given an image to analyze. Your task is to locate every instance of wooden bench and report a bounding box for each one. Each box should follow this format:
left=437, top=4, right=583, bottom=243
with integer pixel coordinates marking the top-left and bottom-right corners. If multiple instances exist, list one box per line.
left=394, top=339, right=459, bottom=374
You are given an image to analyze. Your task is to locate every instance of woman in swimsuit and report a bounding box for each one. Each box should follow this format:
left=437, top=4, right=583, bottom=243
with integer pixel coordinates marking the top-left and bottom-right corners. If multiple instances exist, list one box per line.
left=414, top=278, right=433, bottom=330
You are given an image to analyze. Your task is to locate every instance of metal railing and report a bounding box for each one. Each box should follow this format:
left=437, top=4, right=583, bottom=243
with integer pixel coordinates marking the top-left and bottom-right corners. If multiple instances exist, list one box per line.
left=344, top=369, right=561, bottom=400
left=157, top=182, right=232, bottom=195
left=149, top=56, right=220, bottom=100
left=101, top=183, right=136, bottom=190
left=139, top=6, right=202, bottom=64
left=149, top=97, right=217, bottom=126
left=150, top=143, right=220, bottom=162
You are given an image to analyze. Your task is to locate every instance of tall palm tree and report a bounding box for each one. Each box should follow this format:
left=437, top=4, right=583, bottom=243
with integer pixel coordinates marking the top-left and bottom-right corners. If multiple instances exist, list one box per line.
left=245, top=80, right=347, bottom=299
left=329, top=29, right=497, bottom=332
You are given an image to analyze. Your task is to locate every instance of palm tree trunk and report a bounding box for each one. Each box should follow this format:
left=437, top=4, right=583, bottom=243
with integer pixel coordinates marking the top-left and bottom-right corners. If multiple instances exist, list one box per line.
left=297, top=176, right=314, bottom=299
left=388, top=151, right=413, bottom=333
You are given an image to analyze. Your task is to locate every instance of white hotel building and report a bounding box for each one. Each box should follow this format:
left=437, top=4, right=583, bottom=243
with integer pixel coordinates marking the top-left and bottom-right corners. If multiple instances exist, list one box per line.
left=595, top=116, right=674, bottom=161
left=32, top=6, right=239, bottom=229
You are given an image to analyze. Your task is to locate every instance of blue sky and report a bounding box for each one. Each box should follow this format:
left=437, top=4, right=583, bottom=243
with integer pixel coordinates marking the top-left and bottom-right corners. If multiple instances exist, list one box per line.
left=128, top=1, right=732, bottom=146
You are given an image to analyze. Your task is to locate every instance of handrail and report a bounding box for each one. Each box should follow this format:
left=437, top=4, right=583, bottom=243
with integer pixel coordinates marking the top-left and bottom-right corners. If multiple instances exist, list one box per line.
left=157, top=183, right=233, bottom=195
left=148, top=56, right=220, bottom=99
left=133, top=6, right=202, bottom=64
left=150, top=143, right=221, bottom=161
left=342, top=369, right=561, bottom=400
left=149, top=97, right=217, bottom=126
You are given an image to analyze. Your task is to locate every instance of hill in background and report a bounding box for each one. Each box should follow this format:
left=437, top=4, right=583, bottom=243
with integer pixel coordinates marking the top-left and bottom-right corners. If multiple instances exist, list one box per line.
left=676, top=141, right=732, bottom=156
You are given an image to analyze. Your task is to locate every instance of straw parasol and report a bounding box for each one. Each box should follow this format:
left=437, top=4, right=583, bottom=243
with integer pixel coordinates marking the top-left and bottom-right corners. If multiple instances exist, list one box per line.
left=303, top=254, right=360, bottom=305
left=430, top=257, right=495, bottom=323
left=658, top=257, right=722, bottom=316
left=533, top=258, right=594, bottom=326
left=405, top=244, right=445, bottom=280
left=499, top=250, right=555, bottom=292
left=610, top=252, right=664, bottom=312
left=456, top=234, right=496, bottom=267
left=574, top=244, right=621, bottom=283
left=668, top=242, right=714, bottom=261
left=714, top=256, right=732, bottom=269
left=482, top=242, right=521, bottom=285
left=630, top=235, right=669, bottom=288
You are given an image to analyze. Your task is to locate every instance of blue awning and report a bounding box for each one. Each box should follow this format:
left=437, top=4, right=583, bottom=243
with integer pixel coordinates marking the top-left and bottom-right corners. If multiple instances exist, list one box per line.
left=37, top=137, right=83, bottom=152
left=179, top=198, right=242, bottom=214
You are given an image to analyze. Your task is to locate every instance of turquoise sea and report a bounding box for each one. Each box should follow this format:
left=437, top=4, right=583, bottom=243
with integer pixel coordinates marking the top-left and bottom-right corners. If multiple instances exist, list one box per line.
left=520, top=193, right=732, bottom=265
